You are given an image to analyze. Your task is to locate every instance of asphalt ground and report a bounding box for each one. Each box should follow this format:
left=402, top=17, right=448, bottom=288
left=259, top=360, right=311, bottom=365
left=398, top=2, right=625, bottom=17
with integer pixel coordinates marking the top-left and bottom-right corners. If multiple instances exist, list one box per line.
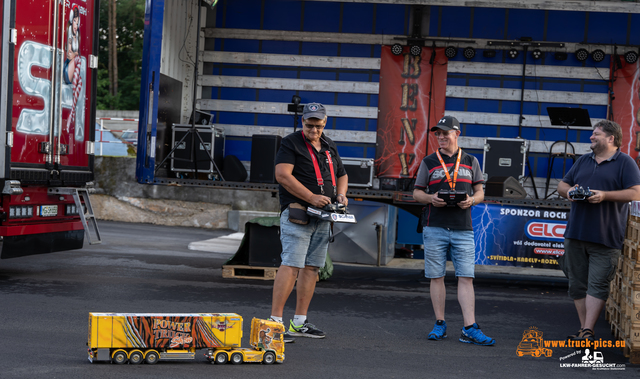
left=0, top=221, right=636, bottom=378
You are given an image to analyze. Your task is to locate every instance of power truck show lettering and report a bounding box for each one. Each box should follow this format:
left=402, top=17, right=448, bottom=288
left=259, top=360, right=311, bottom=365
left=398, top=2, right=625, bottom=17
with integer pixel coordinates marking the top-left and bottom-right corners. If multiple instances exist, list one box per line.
left=152, top=319, right=193, bottom=347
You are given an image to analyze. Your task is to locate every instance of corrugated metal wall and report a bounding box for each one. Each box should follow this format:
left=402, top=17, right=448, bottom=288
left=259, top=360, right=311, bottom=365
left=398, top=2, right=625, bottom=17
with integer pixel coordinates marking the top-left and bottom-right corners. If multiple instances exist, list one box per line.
left=199, top=0, right=640, bottom=191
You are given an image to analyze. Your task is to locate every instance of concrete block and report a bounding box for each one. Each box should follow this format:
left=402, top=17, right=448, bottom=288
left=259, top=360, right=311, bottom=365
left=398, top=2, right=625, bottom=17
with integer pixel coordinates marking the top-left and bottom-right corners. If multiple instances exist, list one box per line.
left=228, top=210, right=280, bottom=232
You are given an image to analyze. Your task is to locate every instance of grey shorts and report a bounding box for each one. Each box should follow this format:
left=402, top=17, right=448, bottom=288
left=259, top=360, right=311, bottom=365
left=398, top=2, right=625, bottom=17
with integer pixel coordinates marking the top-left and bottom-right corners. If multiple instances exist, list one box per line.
left=559, top=238, right=620, bottom=301
left=279, top=208, right=330, bottom=268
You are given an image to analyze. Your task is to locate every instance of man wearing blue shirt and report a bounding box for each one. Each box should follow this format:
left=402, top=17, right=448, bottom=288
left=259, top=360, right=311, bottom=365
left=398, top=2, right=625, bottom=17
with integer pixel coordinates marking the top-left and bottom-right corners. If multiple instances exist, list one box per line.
left=558, top=120, right=640, bottom=342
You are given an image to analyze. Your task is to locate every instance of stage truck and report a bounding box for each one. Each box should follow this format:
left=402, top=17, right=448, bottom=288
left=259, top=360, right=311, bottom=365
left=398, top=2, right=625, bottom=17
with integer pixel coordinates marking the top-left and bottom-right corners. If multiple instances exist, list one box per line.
left=135, top=1, right=640, bottom=269
left=0, top=0, right=101, bottom=259
left=87, top=313, right=285, bottom=365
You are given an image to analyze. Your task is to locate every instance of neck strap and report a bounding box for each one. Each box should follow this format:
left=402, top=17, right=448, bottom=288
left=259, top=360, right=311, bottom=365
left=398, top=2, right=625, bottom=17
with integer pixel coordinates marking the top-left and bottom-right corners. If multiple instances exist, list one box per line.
left=435, top=148, right=462, bottom=190
left=301, top=131, right=336, bottom=196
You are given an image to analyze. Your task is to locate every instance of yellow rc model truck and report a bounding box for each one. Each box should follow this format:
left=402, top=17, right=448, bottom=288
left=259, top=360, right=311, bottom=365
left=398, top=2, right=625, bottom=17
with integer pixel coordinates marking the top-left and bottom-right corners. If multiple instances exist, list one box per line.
left=87, top=313, right=285, bottom=365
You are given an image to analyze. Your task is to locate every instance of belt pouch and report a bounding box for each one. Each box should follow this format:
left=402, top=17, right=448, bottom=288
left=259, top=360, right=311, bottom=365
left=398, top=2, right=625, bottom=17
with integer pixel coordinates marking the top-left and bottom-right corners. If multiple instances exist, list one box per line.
left=288, top=203, right=309, bottom=225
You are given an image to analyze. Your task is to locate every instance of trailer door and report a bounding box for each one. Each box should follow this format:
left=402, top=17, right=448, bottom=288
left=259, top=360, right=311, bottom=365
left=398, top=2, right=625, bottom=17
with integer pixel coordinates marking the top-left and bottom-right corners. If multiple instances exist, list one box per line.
left=137, top=0, right=164, bottom=183
left=11, top=0, right=97, bottom=186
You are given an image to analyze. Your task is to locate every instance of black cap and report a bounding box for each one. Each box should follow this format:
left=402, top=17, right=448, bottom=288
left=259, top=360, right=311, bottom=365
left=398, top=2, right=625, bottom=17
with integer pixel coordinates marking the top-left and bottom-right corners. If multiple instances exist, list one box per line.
left=430, top=116, right=460, bottom=132
left=303, top=103, right=327, bottom=119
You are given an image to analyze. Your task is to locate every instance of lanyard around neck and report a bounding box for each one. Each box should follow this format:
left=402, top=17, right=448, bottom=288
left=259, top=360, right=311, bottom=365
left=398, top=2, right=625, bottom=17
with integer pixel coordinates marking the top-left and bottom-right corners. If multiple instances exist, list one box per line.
left=301, top=131, right=336, bottom=196
left=435, top=148, right=462, bottom=190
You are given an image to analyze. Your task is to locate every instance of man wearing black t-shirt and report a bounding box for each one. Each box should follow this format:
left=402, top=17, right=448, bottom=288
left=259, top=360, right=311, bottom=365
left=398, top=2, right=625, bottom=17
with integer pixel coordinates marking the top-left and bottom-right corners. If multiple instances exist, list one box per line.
left=413, top=115, right=495, bottom=346
left=269, top=103, right=348, bottom=342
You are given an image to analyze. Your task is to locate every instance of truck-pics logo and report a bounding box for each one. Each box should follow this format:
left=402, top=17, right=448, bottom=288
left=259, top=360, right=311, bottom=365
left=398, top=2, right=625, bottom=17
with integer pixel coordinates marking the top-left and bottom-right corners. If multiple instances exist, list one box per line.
left=516, top=327, right=552, bottom=357
left=525, top=220, right=566, bottom=241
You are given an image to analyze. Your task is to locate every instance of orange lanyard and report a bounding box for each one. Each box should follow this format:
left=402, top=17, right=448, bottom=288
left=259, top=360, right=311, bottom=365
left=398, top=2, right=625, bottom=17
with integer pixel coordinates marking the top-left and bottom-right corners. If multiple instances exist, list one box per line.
left=435, top=149, right=462, bottom=190
left=301, top=131, right=336, bottom=195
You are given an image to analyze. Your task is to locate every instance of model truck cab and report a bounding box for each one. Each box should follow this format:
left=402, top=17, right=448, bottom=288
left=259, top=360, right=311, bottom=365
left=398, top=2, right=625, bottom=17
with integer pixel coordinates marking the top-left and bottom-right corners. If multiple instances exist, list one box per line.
left=206, top=318, right=285, bottom=364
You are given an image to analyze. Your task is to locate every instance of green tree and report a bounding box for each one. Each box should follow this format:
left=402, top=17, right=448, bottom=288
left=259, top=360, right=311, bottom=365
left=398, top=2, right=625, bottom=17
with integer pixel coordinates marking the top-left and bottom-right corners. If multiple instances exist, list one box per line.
left=97, top=0, right=145, bottom=110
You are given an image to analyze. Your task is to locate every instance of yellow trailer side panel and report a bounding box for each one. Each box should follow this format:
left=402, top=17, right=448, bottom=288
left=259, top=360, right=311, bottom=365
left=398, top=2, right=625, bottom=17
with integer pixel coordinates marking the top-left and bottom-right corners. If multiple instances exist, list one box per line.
left=98, top=315, right=115, bottom=347
left=88, top=313, right=243, bottom=350
left=207, top=314, right=242, bottom=347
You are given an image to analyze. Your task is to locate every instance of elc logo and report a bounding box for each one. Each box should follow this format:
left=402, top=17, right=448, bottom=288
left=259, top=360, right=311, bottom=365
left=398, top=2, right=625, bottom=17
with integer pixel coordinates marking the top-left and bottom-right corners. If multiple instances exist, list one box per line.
left=525, top=220, right=566, bottom=241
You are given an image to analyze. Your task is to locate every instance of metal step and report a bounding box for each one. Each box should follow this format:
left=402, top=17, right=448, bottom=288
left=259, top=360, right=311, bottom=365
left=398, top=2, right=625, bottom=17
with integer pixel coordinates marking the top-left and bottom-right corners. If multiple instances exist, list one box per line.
left=48, top=187, right=102, bottom=245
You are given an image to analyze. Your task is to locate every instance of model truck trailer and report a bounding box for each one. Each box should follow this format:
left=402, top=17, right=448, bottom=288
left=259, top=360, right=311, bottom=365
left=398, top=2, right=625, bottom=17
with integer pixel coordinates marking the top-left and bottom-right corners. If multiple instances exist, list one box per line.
left=88, top=313, right=285, bottom=365
left=0, top=0, right=101, bottom=259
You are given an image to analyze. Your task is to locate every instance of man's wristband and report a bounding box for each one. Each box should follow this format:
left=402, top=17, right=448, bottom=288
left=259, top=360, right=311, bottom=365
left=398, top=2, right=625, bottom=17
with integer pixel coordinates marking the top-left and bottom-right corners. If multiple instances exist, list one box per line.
left=337, top=193, right=345, bottom=197
left=471, top=197, right=475, bottom=206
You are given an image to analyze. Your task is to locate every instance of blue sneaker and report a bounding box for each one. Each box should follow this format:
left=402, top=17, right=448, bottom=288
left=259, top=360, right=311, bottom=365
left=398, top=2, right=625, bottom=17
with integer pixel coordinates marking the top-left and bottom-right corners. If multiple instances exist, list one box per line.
left=459, top=323, right=495, bottom=346
left=428, top=320, right=447, bottom=340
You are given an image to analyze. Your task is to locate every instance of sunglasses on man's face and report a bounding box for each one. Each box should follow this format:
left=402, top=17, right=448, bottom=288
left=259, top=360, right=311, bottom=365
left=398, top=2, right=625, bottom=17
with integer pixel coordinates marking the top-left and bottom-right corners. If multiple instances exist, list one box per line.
left=434, top=130, right=454, bottom=137
left=304, top=123, right=325, bottom=130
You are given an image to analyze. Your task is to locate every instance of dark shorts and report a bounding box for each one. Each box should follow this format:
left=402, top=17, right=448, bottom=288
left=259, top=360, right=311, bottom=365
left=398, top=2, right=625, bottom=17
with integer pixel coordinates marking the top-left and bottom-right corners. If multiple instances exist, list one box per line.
left=559, top=238, right=620, bottom=301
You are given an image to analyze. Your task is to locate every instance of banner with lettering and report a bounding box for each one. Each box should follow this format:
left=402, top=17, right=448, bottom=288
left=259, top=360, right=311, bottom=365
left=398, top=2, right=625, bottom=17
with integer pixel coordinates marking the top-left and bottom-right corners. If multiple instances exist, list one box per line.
left=611, top=59, right=640, bottom=161
left=473, top=203, right=568, bottom=269
left=375, top=46, right=448, bottom=178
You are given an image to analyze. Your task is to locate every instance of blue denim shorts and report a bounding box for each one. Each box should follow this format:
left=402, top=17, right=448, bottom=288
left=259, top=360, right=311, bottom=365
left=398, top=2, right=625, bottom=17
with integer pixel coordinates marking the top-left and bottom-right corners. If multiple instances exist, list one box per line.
left=423, top=226, right=475, bottom=278
left=279, top=207, right=331, bottom=268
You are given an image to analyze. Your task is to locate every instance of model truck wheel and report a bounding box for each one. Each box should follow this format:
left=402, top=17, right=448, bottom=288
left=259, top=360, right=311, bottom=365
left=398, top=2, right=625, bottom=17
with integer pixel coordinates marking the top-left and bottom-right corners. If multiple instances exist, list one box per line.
left=112, top=351, right=128, bottom=364
left=230, top=352, right=243, bottom=364
left=262, top=351, right=275, bottom=365
left=129, top=351, right=143, bottom=365
left=145, top=351, right=159, bottom=365
left=215, top=352, right=228, bottom=364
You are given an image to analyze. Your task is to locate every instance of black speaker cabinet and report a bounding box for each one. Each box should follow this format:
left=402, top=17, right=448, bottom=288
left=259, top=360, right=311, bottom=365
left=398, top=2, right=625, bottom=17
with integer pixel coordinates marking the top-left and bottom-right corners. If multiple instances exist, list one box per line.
left=248, top=223, right=282, bottom=267
left=485, top=176, right=527, bottom=198
left=223, top=155, right=247, bottom=182
left=250, top=135, right=282, bottom=183
left=171, top=124, right=224, bottom=173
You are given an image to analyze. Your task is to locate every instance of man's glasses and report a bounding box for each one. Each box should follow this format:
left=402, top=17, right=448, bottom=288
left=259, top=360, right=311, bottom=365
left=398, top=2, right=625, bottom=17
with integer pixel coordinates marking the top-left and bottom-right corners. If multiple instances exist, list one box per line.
left=434, top=130, right=453, bottom=137
left=304, top=123, right=325, bottom=130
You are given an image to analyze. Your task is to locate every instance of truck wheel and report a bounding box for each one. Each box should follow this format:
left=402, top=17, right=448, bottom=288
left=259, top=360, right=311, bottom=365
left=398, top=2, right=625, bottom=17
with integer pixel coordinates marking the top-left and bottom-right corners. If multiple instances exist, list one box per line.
left=129, top=351, right=143, bottom=365
left=215, top=352, right=228, bottom=364
left=230, top=352, right=243, bottom=365
left=262, top=351, right=275, bottom=365
left=145, top=351, right=159, bottom=365
left=112, top=351, right=127, bottom=365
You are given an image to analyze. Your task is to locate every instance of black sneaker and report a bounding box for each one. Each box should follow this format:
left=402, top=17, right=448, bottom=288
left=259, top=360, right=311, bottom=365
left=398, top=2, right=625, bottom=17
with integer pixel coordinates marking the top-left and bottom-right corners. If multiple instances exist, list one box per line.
left=269, top=317, right=295, bottom=343
left=283, top=332, right=295, bottom=343
left=288, top=319, right=326, bottom=339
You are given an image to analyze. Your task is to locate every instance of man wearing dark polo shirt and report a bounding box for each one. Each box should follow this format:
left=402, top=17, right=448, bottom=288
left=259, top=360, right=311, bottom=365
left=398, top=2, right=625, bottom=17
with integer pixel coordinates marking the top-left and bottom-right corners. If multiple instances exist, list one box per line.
left=558, top=120, right=640, bottom=342
left=269, top=102, right=348, bottom=342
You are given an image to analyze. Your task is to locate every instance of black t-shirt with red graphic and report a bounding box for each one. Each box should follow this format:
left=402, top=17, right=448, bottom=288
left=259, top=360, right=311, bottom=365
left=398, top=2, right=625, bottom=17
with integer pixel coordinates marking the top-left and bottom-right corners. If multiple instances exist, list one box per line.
left=414, top=149, right=484, bottom=230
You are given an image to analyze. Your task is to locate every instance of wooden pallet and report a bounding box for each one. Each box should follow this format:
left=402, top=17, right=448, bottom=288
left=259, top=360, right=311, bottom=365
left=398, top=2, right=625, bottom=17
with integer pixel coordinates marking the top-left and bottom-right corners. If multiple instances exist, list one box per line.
left=221, top=265, right=319, bottom=281
left=222, top=265, right=279, bottom=280
left=624, top=239, right=639, bottom=261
